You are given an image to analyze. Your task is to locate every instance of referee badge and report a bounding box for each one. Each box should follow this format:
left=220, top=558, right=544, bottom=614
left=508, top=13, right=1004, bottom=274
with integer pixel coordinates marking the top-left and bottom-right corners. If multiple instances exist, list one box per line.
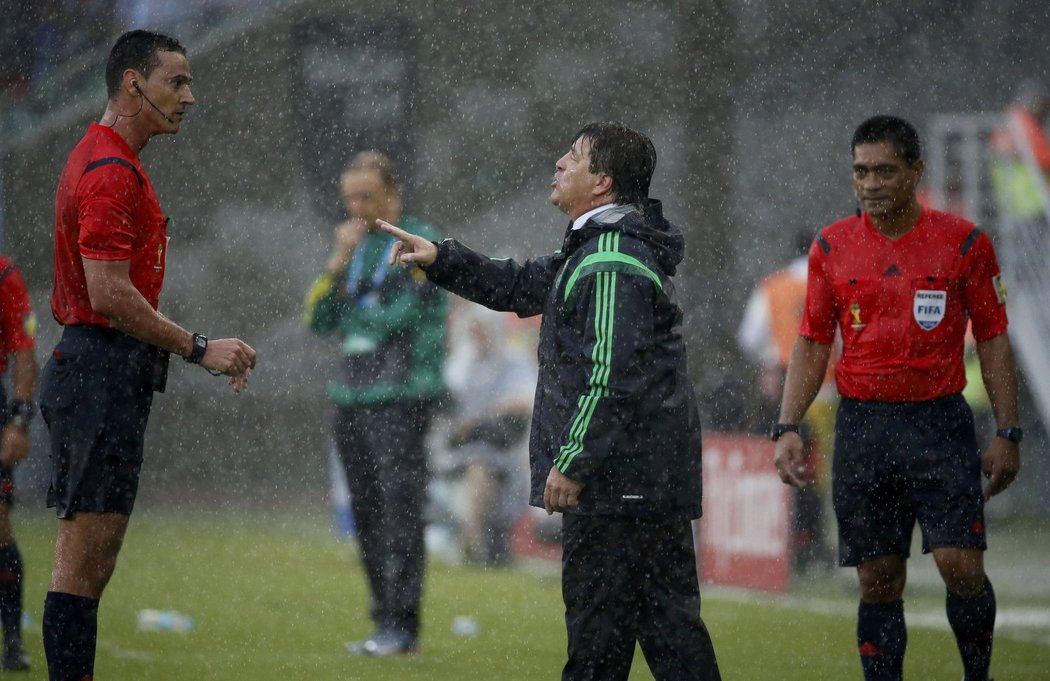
left=993, top=274, right=1007, bottom=304
left=913, top=289, right=946, bottom=330
left=22, top=312, right=36, bottom=339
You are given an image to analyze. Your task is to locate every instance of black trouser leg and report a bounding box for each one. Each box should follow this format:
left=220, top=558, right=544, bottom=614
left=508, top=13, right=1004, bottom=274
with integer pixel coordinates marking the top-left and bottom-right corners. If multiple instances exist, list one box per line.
left=336, top=407, right=388, bottom=629
left=335, top=402, right=431, bottom=638
left=637, top=520, right=721, bottom=681
left=375, top=402, right=430, bottom=636
left=561, top=515, right=721, bottom=681
left=561, top=515, right=636, bottom=681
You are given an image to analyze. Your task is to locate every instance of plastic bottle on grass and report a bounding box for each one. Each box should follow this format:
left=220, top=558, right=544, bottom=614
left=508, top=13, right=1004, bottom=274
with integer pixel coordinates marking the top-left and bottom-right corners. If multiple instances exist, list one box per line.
left=451, top=615, right=480, bottom=637
left=137, top=609, right=194, bottom=632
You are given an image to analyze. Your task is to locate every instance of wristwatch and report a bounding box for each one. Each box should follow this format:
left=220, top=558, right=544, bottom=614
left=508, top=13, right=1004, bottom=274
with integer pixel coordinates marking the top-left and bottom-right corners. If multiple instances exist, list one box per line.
left=8, top=401, right=33, bottom=429
left=770, top=423, right=800, bottom=442
left=183, top=333, right=208, bottom=364
left=995, top=426, right=1023, bottom=444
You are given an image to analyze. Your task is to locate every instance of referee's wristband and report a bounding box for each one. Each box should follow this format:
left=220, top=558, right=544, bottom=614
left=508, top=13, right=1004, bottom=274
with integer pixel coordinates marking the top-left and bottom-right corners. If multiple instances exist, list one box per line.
left=8, top=400, right=34, bottom=428
left=183, top=333, right=208, bottom=364
left=770, top=423, right=800, bottom=441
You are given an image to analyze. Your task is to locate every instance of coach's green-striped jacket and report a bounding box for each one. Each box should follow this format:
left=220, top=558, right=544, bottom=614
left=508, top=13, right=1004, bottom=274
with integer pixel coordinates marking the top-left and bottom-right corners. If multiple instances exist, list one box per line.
left=425, top=200, right=702, bottom=519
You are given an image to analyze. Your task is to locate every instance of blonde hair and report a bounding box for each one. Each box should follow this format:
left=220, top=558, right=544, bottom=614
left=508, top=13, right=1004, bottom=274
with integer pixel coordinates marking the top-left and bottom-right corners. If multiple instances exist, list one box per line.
left=341, top=150, right=399, bottom=190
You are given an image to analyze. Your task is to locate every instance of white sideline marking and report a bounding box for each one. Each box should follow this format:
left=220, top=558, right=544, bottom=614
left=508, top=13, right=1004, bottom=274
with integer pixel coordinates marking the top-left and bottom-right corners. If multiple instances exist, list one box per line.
left=96, top=639, right=157, bottom=661
left=707, top=588, right=1050, bottom=646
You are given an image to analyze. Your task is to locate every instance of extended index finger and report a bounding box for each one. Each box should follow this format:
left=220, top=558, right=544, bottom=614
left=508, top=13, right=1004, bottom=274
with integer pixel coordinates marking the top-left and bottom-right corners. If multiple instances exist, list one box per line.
left=376, top=219, right=412, bottom=241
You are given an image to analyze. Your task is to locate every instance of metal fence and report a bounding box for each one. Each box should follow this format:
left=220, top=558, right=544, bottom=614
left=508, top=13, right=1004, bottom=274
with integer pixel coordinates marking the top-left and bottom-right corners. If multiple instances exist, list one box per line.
left=927, top=112, right=1050, bottom=452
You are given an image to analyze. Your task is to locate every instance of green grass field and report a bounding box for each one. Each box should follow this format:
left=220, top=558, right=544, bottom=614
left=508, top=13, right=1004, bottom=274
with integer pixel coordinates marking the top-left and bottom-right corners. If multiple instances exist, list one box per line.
left=8, top=507, right=1048, bottom=680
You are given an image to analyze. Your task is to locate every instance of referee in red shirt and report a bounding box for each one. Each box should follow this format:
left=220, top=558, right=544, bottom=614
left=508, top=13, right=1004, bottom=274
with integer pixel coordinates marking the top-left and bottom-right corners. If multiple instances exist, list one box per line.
left=0, top=256, right=37, bottom=671
left=39, top=31, right=255, bottom=680
left=773, top=116, right=1020, bottom=681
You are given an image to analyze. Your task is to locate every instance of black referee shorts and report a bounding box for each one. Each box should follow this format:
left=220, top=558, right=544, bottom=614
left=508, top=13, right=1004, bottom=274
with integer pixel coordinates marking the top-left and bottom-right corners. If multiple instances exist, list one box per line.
left=39, top=326, right=162, bottom=519
left=832, top=393, right=986, bottom=567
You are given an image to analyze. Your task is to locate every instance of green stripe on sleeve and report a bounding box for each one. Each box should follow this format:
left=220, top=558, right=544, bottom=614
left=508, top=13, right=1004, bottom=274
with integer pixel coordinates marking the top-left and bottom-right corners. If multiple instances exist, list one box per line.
left=563, top=250, right=661, bottom=304
left=556, top=267, right=617, bottom=472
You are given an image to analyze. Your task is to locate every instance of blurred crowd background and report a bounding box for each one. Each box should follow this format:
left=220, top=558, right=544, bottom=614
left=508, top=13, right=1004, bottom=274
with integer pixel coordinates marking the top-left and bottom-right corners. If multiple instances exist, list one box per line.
left=0, top=1, right=265, bottom=100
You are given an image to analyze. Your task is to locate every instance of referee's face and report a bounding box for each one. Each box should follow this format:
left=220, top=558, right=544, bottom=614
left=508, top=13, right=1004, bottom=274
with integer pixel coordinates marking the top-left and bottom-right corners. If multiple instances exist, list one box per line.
left=852, top=142, right=922, bottom=220
left=138, top=49, right=195, bottom=133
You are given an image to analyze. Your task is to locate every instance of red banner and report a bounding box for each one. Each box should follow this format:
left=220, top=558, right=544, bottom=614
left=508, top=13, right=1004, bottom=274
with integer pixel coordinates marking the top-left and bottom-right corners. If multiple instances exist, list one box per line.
left=696, top=433, right=792, bottom=592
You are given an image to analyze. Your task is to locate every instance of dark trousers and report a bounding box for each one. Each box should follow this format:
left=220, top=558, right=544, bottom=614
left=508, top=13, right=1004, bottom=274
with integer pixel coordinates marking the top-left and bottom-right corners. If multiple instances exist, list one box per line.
left=333, top=401, right=433, bottom=637
left=561, top=514, right=721, bottom=681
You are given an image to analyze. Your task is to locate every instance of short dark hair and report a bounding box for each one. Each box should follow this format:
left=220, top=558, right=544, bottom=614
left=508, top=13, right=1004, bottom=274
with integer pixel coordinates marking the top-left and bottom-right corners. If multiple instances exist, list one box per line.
left=573, top=122, right=657, bottom=205
left=105, top=30, right=186, bottom=99
left=851, top=115, right=922, bottom=165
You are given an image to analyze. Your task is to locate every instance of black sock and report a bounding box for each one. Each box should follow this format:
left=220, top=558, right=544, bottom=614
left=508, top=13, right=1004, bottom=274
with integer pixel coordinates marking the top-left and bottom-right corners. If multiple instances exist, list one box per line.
left=0, top=542, right=23, bottom=649
left=857, top=599, right=906, bottom=681
left=43, top=591, right=99, bottom=681
left=946, top=578, right=996, bottom=681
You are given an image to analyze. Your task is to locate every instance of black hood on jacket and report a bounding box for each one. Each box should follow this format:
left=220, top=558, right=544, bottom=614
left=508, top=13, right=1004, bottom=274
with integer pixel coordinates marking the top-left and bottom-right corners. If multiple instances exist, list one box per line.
left=562, top=199, right=685, bottom=276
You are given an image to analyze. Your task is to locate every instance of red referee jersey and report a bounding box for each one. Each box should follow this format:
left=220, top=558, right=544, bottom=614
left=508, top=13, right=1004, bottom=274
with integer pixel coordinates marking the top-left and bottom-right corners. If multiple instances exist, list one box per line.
left=0, top=257, right=36, bottom=375
left=800, top=209, right=1008, bottom=402
left=51, top=123, right=168, bottom=327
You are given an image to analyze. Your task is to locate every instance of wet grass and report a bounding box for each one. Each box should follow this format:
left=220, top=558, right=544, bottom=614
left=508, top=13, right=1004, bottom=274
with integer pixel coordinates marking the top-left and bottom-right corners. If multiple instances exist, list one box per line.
left=10, top=508, right=1048, bottom=680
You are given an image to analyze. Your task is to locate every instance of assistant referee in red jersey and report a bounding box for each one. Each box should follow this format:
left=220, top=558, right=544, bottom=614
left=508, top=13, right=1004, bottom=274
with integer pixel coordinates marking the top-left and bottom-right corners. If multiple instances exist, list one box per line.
left=773, top=116, right=1020, bottom=681
left=39, top=30, right=255, bottom=680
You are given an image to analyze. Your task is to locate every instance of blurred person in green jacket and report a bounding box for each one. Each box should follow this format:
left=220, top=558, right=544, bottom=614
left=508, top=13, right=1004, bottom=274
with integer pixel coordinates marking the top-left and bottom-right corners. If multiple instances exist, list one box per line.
left=305, top=151, right=446, bottom=656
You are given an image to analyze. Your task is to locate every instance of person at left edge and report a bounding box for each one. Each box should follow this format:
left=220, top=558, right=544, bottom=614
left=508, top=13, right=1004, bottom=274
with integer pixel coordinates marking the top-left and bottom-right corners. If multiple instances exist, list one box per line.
left=0, top=255, right=38, bottom=672
left=38, top=30, right=256, bottom=681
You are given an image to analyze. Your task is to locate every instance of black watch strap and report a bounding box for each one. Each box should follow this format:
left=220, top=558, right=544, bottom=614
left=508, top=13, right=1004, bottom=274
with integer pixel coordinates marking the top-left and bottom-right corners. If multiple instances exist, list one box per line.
left=995, top=426, right=1023, bottom=443
left=770, top=423, right=800, bottom=442
left=8, top=400, right=34, bottom=428
left=184, top=333, right=208, bottom=364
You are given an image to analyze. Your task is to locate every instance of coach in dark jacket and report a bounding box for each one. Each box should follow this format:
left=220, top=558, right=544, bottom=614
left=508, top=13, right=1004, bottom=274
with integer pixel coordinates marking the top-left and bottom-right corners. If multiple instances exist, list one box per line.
left=380, top=122, right=721, bottom=681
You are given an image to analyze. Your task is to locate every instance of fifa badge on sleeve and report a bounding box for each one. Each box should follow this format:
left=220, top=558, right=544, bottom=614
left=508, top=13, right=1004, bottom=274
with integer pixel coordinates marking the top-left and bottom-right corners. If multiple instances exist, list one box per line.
left=993, top=274, right=1007, bottom=304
